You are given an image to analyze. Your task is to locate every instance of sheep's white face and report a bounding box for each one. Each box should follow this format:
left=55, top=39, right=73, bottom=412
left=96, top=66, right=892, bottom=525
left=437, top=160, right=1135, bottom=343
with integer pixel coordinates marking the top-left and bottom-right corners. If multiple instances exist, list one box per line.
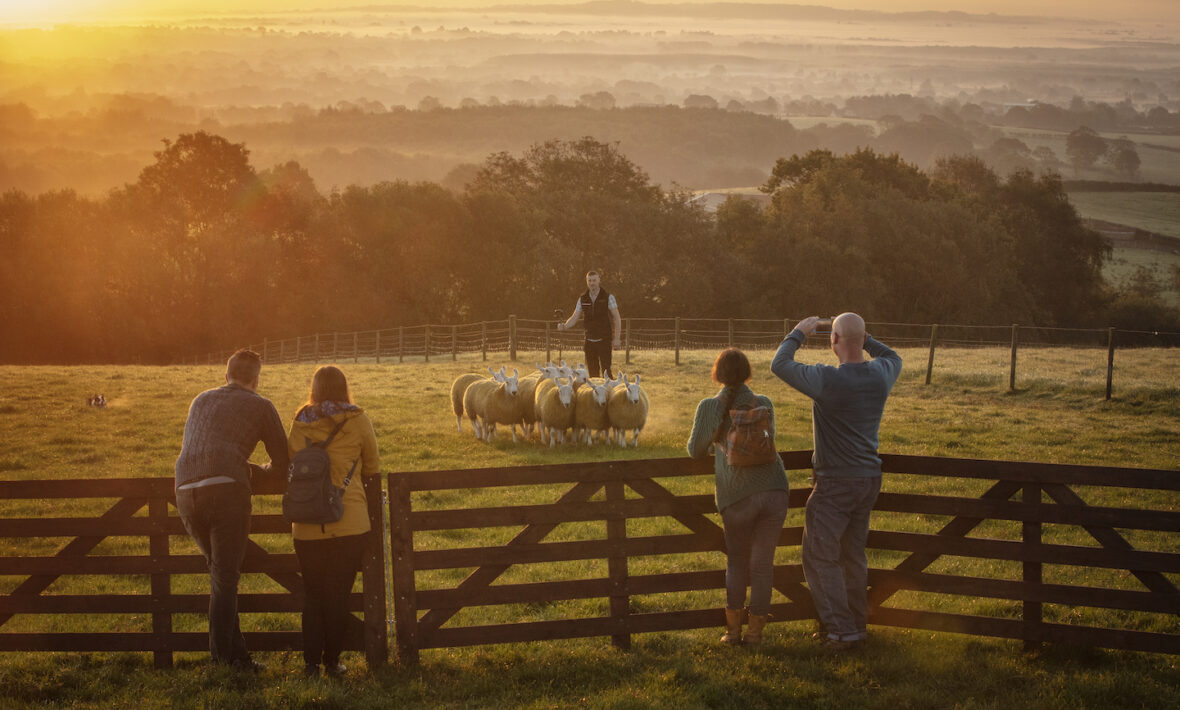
left=625, top=380, right=640, bottom=403
left=591, top=382, right=608, bottom=406
left=557, top=384, right=574, bottom=406
left=505, top=370, right=520, bottom=396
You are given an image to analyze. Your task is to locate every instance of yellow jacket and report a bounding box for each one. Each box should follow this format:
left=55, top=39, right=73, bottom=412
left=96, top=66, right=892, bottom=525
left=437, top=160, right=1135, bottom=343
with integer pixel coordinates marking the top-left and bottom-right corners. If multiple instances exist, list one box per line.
left=286, top=406, right=380, bottom=541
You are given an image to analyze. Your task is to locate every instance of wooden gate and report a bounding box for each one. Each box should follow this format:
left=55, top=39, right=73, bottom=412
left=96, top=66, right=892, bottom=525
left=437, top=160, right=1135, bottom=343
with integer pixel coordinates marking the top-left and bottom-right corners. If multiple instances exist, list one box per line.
left=0, top=475, right=387, bottom=668
left=387, top=452, right=1179, bottom=664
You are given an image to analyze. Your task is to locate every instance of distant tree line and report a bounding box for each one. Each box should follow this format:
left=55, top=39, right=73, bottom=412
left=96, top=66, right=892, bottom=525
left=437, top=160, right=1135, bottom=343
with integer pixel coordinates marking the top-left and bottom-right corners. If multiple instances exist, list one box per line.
left=5, top=96, right=1176, bottom=198
left=1, top=132, right=1176, bottom=364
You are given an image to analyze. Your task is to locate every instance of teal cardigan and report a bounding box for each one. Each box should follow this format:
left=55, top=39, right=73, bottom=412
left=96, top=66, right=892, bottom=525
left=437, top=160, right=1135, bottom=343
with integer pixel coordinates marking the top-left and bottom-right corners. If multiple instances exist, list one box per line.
left=686, top=384, right=789, bottom=513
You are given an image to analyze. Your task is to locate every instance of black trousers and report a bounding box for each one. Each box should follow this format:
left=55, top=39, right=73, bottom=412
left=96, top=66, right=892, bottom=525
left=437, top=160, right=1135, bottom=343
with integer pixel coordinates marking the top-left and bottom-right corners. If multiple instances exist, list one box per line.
left=584, top=339, right=614, bottom=379
left=294, top=534, right=366, bottom=667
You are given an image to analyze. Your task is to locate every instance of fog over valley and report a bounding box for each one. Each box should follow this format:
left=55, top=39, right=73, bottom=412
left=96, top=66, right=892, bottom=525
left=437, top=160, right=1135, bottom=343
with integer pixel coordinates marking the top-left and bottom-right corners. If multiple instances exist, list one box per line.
left=3, top=1, right=1179, bottom=193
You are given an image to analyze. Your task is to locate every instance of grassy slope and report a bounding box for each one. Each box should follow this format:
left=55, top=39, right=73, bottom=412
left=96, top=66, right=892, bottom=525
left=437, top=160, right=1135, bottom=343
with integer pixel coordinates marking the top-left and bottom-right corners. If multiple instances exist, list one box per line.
left=0, top=350, right=1177, bottom=708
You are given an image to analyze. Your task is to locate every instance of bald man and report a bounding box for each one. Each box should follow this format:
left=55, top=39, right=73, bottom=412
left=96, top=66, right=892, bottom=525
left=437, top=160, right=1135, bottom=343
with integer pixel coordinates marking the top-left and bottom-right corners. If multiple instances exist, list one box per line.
left=771, top=313, right=902, bottom=652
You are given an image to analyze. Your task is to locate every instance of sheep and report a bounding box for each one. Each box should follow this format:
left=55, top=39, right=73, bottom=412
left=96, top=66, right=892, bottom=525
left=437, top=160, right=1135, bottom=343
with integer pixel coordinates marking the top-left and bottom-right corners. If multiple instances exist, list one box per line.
left=536, top=376, right=577, bottom=446
left=515, top=373, right=543, bottom=439
left=449, top=373, right=486, bottom=432
left=533, top=363, right=569, bottom=443
left=462, top=377, right=499, bottom=440
left=484, top=367, right=522, bottom=442
left=574, top=379, right=611, bottom=445
left=607, top=373, right=649, bottom=447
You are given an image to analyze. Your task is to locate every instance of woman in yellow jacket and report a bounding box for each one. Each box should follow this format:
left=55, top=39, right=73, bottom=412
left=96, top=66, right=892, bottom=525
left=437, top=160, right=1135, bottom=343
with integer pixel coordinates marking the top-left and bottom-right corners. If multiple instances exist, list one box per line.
left=287, top=365, right=380, bottom=678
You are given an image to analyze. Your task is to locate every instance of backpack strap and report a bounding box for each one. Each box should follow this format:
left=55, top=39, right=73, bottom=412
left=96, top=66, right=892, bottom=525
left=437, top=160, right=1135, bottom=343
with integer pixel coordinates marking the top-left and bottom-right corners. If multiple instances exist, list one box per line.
left=341, top=456, right=360, bottom=490
left=318, top=416, right=349, bottom=448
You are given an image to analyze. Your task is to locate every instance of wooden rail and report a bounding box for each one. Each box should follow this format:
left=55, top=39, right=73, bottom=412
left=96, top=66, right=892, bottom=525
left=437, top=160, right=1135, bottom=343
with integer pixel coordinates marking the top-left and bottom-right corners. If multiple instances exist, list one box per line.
left=0, top=475, right=387, bottom=669
left=2, top=453, right=1176, bottom=667
left=387, top=452, right=1179, bottom=664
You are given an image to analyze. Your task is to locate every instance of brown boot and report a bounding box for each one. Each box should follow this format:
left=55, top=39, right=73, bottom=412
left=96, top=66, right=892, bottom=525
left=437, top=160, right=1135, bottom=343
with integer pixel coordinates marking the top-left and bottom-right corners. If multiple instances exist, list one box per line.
left=744, top=612, right=769, bottom=644
left=720, top=608, right=745, bottom=645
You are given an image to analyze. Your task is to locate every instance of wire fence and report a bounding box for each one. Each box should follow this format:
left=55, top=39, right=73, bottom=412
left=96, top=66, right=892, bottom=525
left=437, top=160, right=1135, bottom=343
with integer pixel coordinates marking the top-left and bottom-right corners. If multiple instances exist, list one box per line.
left=188, top=317, right=1179, bottom=400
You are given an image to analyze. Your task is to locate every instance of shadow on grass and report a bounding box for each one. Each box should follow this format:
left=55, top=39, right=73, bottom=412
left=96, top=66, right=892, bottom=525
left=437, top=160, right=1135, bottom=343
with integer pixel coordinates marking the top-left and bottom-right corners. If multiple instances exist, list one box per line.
left=0, top=632, right=1177, bottom=709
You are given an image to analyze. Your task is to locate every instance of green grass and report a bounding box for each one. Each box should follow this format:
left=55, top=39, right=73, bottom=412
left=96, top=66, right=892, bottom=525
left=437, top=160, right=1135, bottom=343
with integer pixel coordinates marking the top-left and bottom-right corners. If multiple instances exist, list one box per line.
left=0, top=350, right=1177, bottom=708
left=1103, top=246, right=1180, bottom=308
left=1068, top=191, right=1180, bottom=240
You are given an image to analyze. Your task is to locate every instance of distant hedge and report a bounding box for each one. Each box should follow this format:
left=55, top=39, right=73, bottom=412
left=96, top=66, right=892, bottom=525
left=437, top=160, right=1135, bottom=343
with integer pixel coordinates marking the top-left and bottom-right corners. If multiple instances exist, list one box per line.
left=1063, top=180, right=1180, bottom=193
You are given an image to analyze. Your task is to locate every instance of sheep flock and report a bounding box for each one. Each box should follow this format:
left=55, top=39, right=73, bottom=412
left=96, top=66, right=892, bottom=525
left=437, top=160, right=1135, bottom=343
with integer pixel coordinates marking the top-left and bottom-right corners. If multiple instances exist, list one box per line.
left=450, top=362, right=649, bottom=447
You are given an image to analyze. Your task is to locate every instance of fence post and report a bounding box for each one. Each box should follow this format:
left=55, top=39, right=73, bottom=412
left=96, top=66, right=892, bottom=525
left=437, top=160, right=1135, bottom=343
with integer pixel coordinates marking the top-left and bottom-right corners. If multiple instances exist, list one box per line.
left=375, top=331, right=381, bottom=364
left=606, top=480, right=631, bottom=651
left=674, top=317, right=681, bottom=366
left=314, top=333, right=320, bottom=364
left=1106, top=327, right=1116, bottom=400
left=545, top=322, right=551, bottom=364
left=424, top=325, right=431, bottom=363
left=509, top=315, right=518, bottom=362
left=1009, top=324, right=1019, bottom=391
left=149, top=494, right=173, bottom=670
left=625, top=318, right=631, bottom=365
left=1023, top=482, right=1043, bottom=652
left=354, top=331, right=359, bottom=364
left=925, top=324, right=938, bottom=386
left=333, top=332, right=339, bottom=362
left=481, top=322, right=487, bottom=362
left=262, top=338, right=268, bottom=363
left=727, top=318, right=734, bottom=348
left=388, top=474, right=419, bottom=665
left=399, top=326, right=404, bottom=363
left=362, top=474, right=389, bottom=668
left=452, top=325, right=458, bottom=362
left=295, top=336, right=301, bottom=364
left=784, top=318, right=790, bottom=339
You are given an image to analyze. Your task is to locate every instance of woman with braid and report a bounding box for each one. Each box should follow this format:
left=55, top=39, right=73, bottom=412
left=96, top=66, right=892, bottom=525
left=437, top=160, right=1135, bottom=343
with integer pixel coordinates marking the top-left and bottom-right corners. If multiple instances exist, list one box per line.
left=687, top=348, right=789, bottom=645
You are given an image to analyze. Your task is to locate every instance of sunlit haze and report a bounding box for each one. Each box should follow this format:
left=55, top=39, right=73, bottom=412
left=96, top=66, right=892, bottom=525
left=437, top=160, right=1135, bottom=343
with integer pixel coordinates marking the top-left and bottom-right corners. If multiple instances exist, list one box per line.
left=1, top=0, right=1177, bottom=25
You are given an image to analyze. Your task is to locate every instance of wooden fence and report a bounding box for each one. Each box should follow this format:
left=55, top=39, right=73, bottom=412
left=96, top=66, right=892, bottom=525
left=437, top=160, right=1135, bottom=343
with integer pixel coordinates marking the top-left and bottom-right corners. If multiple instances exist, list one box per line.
left=387, top=452, right=1179, bottom=664
left=1, top=453, right=1176, bottom=668
left=195, top=317, right=1179, bottom=400
left=0, top=475, right=387, bottom=669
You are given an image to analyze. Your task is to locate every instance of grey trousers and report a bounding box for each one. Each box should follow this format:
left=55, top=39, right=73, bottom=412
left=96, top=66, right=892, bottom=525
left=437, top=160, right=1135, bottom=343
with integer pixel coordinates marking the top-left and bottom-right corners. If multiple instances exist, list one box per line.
left=720, top=488, right=789, bottom=616
left=802, top=475, right=881, bottom=641
left=177, top=482, right=253, bottom=664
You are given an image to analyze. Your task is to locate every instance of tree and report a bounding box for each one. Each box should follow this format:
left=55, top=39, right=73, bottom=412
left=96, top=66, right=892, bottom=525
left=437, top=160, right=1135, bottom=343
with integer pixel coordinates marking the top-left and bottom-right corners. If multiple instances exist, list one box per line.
left=1107, top=138, right=1141, bottom=178
left=1066, top=126, right=1106, bottom=172
left=465, top=137, right=712, bottom=316
left=577, top=91, right=616, bottom=110
left=683, top=94, right=719, bottom=110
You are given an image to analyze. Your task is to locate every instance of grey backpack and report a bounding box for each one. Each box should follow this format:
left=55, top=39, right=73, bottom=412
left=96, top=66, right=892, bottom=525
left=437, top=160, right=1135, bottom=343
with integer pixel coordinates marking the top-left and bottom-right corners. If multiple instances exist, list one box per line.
left=282, top=417, right=359, bottom=524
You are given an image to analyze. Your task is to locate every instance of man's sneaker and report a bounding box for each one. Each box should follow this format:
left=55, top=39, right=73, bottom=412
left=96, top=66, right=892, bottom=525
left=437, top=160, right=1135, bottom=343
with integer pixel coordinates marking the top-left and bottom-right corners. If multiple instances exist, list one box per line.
left=817, top=637, right=861, bottom=654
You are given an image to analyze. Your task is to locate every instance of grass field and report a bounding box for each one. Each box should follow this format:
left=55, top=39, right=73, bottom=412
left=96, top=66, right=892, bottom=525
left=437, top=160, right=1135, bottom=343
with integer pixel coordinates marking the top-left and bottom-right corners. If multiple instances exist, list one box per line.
left=0, top=348, right=1177, bottom=709
left=1068, top=192, right=1180, bottom=241
left=1004, top=129, right=1180, bottom=185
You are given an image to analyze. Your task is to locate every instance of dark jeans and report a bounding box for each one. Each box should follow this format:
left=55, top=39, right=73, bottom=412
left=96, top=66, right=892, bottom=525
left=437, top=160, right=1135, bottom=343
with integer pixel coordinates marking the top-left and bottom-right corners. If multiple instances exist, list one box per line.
left=294, top=534, right=366, bottom=667
left=176, top=482, right=253, bottom=664
left=802, top=475, right=881, bottom=641
left=721, top=489, right=789, bottom=616
left=583, top=339, right=613, bottom=378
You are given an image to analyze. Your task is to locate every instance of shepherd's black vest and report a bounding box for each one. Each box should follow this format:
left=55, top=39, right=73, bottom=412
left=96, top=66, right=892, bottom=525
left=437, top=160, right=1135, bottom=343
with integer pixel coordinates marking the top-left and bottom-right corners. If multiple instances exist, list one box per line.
left=579, top=289, right=613, bottom=341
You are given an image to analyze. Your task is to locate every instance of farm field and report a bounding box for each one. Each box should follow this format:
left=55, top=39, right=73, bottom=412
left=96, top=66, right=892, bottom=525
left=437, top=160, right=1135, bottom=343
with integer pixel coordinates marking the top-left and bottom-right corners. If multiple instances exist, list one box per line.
left=1004, top=129, right=1180, bottom=185
left=1068, top=192, right=1180, bottom=241
left=0, top=349, right=1176, bottom=709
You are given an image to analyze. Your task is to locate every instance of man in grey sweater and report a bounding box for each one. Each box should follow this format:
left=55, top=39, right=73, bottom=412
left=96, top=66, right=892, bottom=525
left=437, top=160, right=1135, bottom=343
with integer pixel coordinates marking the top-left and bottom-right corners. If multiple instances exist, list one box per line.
left=175, top=349, right=289, bottom=670
left=771, top=313, right=902, bottom=652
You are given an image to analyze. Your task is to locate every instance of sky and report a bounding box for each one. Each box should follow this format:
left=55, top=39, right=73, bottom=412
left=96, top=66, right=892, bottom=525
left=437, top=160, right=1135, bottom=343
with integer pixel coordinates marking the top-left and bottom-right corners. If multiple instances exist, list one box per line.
left=0, top=0, right=1176, bottom=24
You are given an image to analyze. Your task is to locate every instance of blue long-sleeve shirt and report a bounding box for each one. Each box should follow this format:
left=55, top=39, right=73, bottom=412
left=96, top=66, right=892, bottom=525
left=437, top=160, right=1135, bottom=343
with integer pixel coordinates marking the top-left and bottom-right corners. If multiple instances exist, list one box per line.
left=771, top=330, right=902, bottom=477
